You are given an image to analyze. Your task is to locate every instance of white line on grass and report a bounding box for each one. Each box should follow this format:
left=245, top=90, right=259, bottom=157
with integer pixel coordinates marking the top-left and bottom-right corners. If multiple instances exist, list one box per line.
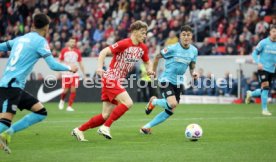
left=43, top=116, right=276, bottom=124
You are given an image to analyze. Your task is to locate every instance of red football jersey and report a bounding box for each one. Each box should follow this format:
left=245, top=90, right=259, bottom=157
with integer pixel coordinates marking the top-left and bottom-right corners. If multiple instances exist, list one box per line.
left=59, top=47, right=82, bottom=77
left=103, top=38, right=149, bottom=80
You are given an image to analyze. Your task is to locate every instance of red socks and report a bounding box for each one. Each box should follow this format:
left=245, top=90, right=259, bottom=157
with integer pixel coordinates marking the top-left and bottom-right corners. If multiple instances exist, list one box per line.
left=78, top=104, right=129, bottom=131
left=68, top=92, right=76, bottom=106
left=60, top=92, right=67, bottom=100
left=104, top=104, right=128, bottom=127
left=79, top=114, right=105, bottom=131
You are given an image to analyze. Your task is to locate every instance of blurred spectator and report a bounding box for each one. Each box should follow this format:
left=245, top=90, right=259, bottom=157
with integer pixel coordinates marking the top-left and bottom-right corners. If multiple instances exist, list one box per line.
left=237, top=34, right=252, bottom=55
left=225, top=37, right=237, bottom=55
left=246, top=72, right=260, bottom=92
left=164, top=30, right=178, bottom=46
left=193, top=68, right=206, bottom=95
left=218, top=72, right=235, bottom=96
left=199, top=37, right=214, bottom=55
left=0, top=0, right=272, bottom=60
left=259, top=0, right=272, bottom=16
left=205, top=72, right=218, bottom=96
left=255, top=15, right=269, bottom=37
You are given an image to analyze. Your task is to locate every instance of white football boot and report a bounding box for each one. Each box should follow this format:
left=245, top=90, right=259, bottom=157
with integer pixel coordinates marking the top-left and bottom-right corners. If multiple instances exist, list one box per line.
left=58, top=100, right=65, bottom=110
left=97, top=125, right=112, bottom=139
left=71, top=128, right=88, bottom=142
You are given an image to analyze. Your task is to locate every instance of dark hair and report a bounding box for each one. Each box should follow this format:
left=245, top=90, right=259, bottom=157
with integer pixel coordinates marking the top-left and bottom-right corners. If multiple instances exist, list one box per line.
left=270, top=24, right=276, bottom=30
left=181, top=25, right=193, bottom=33
left=130, top=20, right=148, bottom=32
left=33, top=13, right=50, bottom=29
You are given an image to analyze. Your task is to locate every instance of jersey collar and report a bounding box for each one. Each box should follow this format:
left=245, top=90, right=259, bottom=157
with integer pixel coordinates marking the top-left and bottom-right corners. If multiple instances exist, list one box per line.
left=179, top=41, right=190, bottom=49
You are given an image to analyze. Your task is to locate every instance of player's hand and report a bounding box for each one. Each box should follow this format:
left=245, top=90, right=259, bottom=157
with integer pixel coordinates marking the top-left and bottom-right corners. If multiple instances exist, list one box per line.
left=147, top=70, right=155, bottom=77
left=69, top=65, right=78, bottom=73
left=96, top=68, right=105, bottom=77
left=192, top=72, right=198, bottom=80
left=257, top=63, right=263, bottom=70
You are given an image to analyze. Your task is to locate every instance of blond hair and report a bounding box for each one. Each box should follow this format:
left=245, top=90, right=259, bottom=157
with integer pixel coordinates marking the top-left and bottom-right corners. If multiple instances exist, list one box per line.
left=130, top=20, right=148, bottom=32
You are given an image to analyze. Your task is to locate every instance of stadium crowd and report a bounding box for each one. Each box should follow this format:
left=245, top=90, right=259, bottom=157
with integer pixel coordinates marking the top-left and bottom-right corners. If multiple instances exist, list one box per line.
left=0, top=0, right=275, bottom=99
left=0, top=0, right=274, bottom=58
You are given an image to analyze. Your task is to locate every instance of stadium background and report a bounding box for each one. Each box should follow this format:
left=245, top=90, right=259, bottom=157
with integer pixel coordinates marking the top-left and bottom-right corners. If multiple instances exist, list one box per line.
left=0, top=0, right=275, bottom=103
left=1, top=1, right=276, bottom=161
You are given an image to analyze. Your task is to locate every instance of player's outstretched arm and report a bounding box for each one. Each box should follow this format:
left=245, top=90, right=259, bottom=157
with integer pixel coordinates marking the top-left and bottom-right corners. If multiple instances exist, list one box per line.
left=189, top=61, right=198, bottom=79
left=252, top=49, right=260, bottom=64
left=0, top=40, right=15, bottom=52
left=153, top=53, right=162, bottom=73
left=144, top=61, right=155, bottom=76
left=79, top=62, right=86, bottom=77
left=44, top=55, right=78, bottom=73
left=96, top=47, right=111, bottom=77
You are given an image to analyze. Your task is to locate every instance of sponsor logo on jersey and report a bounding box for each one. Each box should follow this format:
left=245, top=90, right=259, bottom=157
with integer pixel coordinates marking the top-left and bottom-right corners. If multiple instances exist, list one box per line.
left=163, top=48, right=168, bottom=53
left=166, top=90, right=172, bottom=95
left=44, top=43, right=51, bottom=52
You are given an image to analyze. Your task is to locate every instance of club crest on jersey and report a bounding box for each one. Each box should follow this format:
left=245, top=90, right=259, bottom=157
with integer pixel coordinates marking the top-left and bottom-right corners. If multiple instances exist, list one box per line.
left=44, top=43, right=50, bottom=52
left=112, top=43, right=118, bottom=49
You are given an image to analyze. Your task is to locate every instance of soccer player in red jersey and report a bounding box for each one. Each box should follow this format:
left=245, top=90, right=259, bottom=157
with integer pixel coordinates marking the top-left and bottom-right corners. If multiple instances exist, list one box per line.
left=71, top=20, right=154, bottom=141
left=58, top=38, right=86, bottom=112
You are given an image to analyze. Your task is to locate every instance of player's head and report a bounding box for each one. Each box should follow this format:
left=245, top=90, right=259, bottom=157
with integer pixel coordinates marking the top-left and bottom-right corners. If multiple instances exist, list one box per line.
left=33, top=13, right=50, bottom=37
left=269, top=24, right=276, bottom=41
left=130, top=20, right=148, bottom=43
left=179, top=25, right=193, bottom=46
left=68, top=37, right=77, bottom=48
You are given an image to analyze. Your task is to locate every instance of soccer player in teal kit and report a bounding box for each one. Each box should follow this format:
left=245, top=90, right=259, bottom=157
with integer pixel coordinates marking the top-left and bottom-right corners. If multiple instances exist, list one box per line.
left=0, top=13, right=78, bottom=153
left=245, top=25, right=276, bottom=116
left=140, top=25, right=198, bottom=134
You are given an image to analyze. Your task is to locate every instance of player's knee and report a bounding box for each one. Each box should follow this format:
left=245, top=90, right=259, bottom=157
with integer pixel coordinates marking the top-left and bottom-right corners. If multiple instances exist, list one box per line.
left=168, top=101, right=177, bottom=109
left=121, top=100, right=133, bottom=108
left=0, top=118, right=12, bottom=127
left=102, top=112, right=110, bottom=120
left=261, top=82, right=269, bottom=88
left=262, top=86, right=270, bottom=90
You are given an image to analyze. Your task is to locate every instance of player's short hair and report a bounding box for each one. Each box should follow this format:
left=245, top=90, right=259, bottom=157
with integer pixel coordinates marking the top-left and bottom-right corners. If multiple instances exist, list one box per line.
left=270, top=24, right=276, bottom=30
left=33, top=13, right=50, bottom=29
left=130, top=20, right=148, bottom=32
left=181, top=25, right=193, bottom=33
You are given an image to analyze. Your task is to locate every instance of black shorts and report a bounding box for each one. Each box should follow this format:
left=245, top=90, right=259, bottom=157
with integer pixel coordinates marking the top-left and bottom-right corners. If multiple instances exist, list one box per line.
left=159, top=82, right=183, bottom=103
left=0, top=87, right=39, bottom=114
left=258, top=70, right=275, bottom=84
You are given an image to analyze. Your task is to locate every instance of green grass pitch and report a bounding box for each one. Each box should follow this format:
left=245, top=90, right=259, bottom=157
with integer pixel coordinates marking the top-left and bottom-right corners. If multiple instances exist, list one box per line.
left=1, top=103, right=276, bottom=162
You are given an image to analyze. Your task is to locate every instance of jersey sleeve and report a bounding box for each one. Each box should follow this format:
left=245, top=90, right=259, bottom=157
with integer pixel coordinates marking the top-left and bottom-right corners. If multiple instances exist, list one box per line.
left=109, top=39, right=128, bottom=55
left=37, top=39, right=52, bottom=58
left=142, top=46, right=149, bottom=62
left=255, top=40, right=264, bottom=54
left=0, top=38, right=17, bottom=51
left=160, top=45, right=174, bottom=59
left=252, top=40, right=264, bottom=63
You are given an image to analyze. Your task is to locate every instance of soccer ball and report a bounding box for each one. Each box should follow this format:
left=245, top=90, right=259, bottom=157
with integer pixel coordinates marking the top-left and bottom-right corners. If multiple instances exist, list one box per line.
left=185, top=123, right=203, bottom=141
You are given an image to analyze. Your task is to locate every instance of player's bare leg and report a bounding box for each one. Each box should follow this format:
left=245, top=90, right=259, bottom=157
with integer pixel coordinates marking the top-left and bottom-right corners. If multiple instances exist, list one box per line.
left=98, top=92, right=133, bottom=139
left=67, top=87, right=76, bottom=111
left=72, top=102, right=115, bottom=141
left=59, top=88, right=69, bottom=110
